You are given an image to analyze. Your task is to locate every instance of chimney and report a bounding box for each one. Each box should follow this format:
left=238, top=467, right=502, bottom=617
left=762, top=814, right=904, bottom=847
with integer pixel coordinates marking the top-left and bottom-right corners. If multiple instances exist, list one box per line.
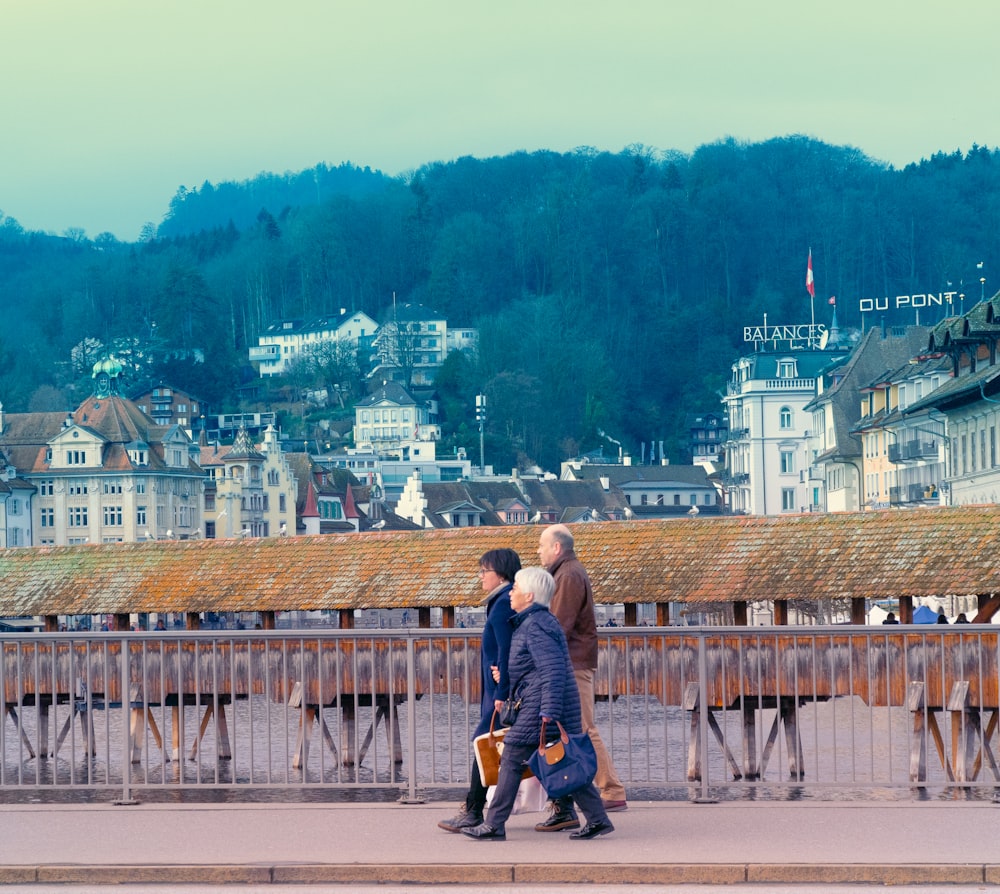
left=623, top=455, right=632, bottom=467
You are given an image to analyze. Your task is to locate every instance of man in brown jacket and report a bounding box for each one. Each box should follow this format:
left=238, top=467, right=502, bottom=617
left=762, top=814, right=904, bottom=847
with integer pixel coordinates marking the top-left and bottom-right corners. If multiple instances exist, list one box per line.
left=535, top=524, right=627, bottom=831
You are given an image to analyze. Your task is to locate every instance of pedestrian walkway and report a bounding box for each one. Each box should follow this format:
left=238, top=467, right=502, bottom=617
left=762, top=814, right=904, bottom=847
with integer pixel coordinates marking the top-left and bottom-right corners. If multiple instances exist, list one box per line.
left=2, top=799, right=1000, bottom=886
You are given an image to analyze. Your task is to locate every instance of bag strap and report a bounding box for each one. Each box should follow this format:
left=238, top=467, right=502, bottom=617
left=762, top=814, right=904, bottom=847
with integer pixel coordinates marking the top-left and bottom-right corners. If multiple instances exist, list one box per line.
left=536, top=718, right=569, bottom=754
left=490, top=707, right=501, bottom=740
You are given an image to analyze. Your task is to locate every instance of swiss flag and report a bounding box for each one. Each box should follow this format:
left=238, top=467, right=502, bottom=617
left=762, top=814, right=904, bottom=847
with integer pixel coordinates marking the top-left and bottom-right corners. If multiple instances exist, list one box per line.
left=806, top=249, right=815, bottom=298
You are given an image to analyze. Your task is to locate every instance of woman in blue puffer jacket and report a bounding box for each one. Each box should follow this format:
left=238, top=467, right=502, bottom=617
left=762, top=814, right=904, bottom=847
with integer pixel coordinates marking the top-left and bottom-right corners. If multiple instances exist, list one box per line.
left=462, top=567, right=613, bottom=842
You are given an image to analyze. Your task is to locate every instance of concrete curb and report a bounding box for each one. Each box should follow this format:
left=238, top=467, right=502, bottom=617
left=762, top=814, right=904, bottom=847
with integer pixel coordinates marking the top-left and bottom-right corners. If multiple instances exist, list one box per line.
left=2, top=862, right=999, bottom=886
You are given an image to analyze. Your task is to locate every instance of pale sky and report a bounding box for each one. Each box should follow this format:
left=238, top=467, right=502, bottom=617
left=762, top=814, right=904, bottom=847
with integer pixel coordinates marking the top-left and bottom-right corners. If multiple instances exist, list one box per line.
left=2, top=0, right=997, bottom=242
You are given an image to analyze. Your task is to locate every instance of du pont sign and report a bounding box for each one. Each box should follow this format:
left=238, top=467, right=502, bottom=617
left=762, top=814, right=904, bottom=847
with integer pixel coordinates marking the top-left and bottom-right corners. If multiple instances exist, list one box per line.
left=858, top=291, right=959, bottom=313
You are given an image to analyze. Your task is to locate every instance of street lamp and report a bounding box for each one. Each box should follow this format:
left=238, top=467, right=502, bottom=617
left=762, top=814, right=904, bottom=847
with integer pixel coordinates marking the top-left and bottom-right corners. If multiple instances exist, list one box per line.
left=475, top=394, right=487, bottom=475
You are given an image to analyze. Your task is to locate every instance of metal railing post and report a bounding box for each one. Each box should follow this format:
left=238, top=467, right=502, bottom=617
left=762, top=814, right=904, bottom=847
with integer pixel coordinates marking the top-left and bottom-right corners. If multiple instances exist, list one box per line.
left=115, top=637, right=138, bottom=805
left=400, top=634, right=422, bottom=803
left=695, top=631, right=716, bottom=803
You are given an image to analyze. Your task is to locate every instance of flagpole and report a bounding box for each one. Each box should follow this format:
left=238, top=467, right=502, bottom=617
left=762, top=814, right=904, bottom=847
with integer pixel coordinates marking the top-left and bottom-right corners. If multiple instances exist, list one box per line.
left=806, top=248, right=816, bottom=333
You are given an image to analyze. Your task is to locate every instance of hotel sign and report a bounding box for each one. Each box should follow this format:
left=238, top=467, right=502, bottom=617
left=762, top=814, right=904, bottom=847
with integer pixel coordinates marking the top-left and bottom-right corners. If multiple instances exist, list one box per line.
left=744, top=323, right=827, bottom=349
left=858, top=291, right=958, bottom=313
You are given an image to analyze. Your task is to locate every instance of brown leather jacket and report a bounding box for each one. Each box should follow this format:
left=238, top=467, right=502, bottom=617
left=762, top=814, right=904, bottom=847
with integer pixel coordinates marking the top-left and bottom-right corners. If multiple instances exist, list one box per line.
left=547, top=549, right=599, bottom=671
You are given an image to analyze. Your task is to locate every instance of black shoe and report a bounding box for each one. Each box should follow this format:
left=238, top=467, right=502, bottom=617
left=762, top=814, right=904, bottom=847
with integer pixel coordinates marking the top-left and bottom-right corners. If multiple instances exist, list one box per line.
left=461, top=822, right=506, bottom=841
left=570, top=820, right=614, bottom=840
left=534, top=809, right=579, bottom=832
left=437, top=806, right=483, bottom=832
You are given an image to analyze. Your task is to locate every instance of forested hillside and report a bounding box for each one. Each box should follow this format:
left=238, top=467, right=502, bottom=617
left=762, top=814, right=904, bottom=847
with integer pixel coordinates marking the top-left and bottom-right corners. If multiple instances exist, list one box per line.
left=1, top=137, right=998, bottom=472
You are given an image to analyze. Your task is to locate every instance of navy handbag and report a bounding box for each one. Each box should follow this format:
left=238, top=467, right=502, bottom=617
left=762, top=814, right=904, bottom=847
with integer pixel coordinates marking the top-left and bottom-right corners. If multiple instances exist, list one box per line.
left=527, top=718, right=597, bottom=800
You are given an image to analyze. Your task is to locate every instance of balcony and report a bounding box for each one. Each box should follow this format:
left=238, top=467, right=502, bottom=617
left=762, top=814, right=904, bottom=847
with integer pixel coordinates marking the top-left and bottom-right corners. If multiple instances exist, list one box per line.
left=905, top=439, right=938, bottom=459
left=249, top=345, right=280, bottom=361
left=889, top=439, right=939, bottom=464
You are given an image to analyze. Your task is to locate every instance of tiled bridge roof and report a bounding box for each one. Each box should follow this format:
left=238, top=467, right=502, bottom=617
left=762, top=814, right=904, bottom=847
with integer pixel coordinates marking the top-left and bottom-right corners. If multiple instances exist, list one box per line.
left=0, top=506, right=997, bottom=615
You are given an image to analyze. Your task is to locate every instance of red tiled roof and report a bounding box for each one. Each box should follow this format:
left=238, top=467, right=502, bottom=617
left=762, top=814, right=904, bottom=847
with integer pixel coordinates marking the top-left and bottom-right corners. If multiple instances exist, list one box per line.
left=1, top=506, right=999, bottom=615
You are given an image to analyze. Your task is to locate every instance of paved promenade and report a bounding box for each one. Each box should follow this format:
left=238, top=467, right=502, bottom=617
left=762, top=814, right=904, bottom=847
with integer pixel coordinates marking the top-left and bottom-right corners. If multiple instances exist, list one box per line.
left=3, top=798, right=1000, bottom=887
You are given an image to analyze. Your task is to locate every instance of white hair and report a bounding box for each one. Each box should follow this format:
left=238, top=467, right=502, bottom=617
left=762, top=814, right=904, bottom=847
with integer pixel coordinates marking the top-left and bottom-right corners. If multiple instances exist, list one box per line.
left=515, top=567, right=556, bottom=606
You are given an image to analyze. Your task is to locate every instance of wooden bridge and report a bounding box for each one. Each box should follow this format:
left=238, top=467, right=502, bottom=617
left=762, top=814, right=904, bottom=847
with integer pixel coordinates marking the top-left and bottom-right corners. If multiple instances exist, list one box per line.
left=4, top=507, right=1000, bottom=785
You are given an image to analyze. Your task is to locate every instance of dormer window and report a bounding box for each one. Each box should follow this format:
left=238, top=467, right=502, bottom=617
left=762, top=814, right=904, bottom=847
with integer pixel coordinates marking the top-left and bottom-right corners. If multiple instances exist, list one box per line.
left=777, top=359, right=797, bottom=378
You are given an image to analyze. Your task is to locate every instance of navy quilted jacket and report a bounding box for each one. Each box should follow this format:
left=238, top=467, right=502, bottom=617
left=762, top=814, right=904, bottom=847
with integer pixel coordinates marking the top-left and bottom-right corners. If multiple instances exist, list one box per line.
left=502, top=603, right=582, bottom=747
left=473, top=582, right=515, bottom=738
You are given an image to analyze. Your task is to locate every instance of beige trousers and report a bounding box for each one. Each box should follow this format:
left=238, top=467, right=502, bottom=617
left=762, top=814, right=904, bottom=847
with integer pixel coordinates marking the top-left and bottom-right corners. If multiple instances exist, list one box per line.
left=574, top=667, right=627, bottom=802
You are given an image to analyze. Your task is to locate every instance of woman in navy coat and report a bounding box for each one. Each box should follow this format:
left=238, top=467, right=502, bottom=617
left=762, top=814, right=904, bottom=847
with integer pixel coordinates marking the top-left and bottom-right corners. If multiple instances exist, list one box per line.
left=437, top=548, right=521, bottom=832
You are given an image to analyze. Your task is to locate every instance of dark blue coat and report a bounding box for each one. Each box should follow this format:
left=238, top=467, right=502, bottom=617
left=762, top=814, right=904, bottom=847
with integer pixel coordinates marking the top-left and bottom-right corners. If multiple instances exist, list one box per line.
left=473, top=582, right=515, bottom=738
left=502, top=603, right=582, bottom=747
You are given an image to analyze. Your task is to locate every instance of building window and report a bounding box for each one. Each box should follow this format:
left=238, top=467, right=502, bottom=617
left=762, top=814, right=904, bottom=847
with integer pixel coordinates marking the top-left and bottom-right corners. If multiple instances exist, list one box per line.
left=40, top=508, right=55, bottom=527
left=781, top=488, right=796, bottom=511
left=68, top=507, right=88, bottom=527
left=779, top=407, right=793, bottom=429
left=777, top=359, right=797, bottom=378
left=66, top=449, right=87, bottom=465
left=39, top=479, right=54, bottom=496
left=780, top=450, right=795, bottom=474
left=279, top=494, right=287, bottom=512
left=103, top=505, right=123, bottom=526
left=137, top=506, right=147, bottom=526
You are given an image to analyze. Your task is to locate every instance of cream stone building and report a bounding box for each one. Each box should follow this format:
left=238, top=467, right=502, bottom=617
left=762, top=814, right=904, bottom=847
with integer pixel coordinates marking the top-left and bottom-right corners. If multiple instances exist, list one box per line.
left=200, top=425, right=298, bottom=539
left=0, top=357, right=205, bottom=544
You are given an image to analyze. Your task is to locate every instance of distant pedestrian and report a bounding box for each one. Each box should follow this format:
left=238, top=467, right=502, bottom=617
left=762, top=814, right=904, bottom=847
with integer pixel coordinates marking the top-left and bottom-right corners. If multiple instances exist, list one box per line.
left=955, top=613, right=970, bottom=623
left=882, top=612, right=899, bottom=625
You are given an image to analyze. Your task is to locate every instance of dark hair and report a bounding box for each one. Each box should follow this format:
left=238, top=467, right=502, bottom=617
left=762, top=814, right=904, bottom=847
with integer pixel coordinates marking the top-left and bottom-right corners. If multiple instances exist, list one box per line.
left=480, top=548, right=522, bottom=583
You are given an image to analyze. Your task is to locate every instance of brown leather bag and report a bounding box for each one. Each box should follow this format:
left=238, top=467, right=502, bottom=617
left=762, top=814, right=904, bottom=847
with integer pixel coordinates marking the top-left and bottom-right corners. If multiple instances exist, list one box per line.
left=473, top=709, right=531, bottom=786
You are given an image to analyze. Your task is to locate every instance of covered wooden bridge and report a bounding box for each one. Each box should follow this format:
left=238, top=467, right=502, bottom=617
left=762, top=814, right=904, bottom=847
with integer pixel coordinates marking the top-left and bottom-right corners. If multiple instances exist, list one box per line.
left=2, top=505, right=1000, bottom=628
left=4, top=506, right=1000, bottom=782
